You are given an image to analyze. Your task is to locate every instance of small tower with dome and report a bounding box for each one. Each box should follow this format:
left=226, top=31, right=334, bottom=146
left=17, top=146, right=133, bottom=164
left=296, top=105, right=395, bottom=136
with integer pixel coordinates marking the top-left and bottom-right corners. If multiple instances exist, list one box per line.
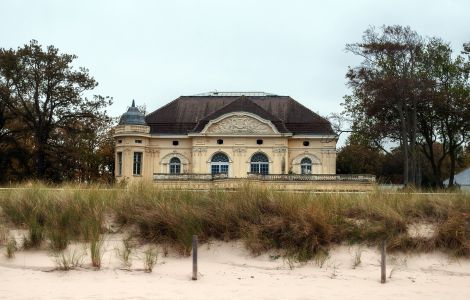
left=114, top=100, right=151, bottom=181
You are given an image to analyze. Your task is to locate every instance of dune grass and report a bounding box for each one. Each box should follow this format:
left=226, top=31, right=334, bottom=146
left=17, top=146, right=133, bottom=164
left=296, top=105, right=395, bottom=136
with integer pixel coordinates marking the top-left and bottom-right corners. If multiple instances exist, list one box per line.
left=0, top=182, right=114, bottom=251
left=1, top=181, right=469, bottom=263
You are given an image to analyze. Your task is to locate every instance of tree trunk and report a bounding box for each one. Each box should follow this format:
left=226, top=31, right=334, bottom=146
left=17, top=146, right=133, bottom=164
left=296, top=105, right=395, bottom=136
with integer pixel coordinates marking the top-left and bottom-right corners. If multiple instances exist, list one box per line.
left=448, top=147, right=457, bottom=188
left=36, top=143, right=46, bottom=178
left=35, top=130, right=48, bottom=178
left=434, top=162, right=443, bottom=188
left=410, top=101, right=420, bottom=186
left=398, top=104, right=409, bottom=186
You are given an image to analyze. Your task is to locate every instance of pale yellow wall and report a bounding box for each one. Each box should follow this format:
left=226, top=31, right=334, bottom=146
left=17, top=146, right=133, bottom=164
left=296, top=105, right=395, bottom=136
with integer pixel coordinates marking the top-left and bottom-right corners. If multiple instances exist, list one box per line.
left=114, top=139, right=145, bottom=180
left=113, top=118, right=337, bottom=182
left=287, top=138, right=337, bottom=174
left=187, top=136, right=288, bottom=177
left=153, top=138, right=192, bottom=174
left=114, top=125, right=152, bottom=182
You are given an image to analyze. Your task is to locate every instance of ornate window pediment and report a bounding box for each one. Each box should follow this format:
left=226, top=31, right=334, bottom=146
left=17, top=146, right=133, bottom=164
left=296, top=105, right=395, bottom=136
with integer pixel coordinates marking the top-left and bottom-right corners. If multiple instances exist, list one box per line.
left=160, top=153, right=189, bottom=165
left=201, top=112, right=279, bottom=135
left=292, top=153, right=322, bottom=165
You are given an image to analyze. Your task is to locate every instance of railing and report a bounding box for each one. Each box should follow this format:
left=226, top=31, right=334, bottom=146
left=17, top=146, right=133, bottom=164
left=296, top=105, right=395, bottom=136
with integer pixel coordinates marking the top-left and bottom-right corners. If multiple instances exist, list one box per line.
left=153, top=173, right=375, bottom=182
left=114, top=125, right=150, bottom=134
left=153, top=173, right=229, bottom=181
left=246, top=173, right=376, bottom=182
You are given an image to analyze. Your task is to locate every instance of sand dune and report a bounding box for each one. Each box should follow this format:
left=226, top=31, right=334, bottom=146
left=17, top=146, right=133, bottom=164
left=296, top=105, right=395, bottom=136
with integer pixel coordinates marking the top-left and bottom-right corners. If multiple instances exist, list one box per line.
left=1, top=235, right=470, bottom=299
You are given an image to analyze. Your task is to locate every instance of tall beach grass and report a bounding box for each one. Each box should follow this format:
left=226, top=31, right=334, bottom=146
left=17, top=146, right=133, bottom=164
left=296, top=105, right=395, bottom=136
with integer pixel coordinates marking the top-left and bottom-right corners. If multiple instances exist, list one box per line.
left=1, top=181, right=470, bottom=263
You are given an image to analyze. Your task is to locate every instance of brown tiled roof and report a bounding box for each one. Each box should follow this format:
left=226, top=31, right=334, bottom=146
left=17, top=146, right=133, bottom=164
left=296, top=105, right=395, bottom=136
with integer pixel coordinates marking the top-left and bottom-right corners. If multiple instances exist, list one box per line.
left=144, top=95, right=334, bottom=135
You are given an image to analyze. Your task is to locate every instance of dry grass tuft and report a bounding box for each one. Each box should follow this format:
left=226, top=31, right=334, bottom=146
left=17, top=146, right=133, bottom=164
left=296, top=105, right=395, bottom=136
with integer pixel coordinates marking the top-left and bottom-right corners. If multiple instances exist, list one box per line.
left=53, top=248, right=85, bottom=271
left=143, top=246, right=158, bottom=273
left=435, top=212, right=470, bottom=256
left=5, top=238, right=17, bottom=258
left=116, top=236, right=134, bottom=270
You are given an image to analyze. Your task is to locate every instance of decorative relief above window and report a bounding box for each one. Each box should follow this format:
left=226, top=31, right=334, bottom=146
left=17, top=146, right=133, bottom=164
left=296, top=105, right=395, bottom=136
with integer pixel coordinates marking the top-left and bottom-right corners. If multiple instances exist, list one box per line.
left=205, top=114, right=276, bottom=135
left=273, top=147, right=287, bottom=153
left=192, top=147, right=207, bottom=153
left=233, top=147, right=247, bottom=156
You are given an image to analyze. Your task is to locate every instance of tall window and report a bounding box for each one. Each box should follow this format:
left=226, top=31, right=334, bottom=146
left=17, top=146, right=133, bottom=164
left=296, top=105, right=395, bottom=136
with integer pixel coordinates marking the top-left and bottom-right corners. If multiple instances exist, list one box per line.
left=169, top=157, right=181, bottom=174
left=133, top=152, right=143, bottom=175
left=211, top=153, right=229, bottom=175
left=117, top=152, right=123, bottom=176
left=250, top=153, right=269, bottom=175
left=301, top=157, right=312, bottom=174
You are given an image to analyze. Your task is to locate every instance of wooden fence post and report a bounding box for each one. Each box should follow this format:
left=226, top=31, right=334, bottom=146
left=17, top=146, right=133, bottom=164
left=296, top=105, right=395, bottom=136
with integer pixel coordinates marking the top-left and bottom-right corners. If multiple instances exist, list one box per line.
left=381, top=239, right=386, bottom=284
left=192, top=235, right=198, bottom=280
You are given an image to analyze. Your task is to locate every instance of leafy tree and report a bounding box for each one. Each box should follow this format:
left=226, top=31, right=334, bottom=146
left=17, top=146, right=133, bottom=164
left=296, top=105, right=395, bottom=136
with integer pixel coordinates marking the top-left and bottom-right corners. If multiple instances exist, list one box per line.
left=0, top=95, right=31, bottom=182
left=344, top=25, right=425, bottom=186
left=0, top=40, right=112, bottom=180
left=56, top=117, right=115, bottom=183
left=344, top=26, right=470, bottom=188
left=336, top=135, right=384, bottom=176
left=420, top=39, right=470, bottom=186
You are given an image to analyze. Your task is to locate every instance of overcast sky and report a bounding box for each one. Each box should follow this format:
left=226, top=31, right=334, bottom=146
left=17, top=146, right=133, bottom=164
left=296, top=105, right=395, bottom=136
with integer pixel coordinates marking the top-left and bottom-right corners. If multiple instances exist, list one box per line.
left=1, top=0, right=469, bottom=144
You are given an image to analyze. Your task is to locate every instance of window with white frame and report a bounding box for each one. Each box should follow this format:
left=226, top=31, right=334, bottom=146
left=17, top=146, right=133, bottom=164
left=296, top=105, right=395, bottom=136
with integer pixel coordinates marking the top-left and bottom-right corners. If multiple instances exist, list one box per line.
left=117, top=152, right=123, bottom=176
left=300, top=157, right=312, bottom=174
left=250, top=153, right=269, bottom=175
left=169, top=157, right=181, bottom=174
left=211, top=153, right=229, bottom=175
left=133, top=152, right=143, bottom=175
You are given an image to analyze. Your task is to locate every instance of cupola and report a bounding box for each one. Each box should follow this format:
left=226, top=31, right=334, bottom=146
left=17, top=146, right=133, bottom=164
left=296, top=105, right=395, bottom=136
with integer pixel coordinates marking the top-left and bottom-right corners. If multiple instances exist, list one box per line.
left=119, top=100, right=146, bottom=125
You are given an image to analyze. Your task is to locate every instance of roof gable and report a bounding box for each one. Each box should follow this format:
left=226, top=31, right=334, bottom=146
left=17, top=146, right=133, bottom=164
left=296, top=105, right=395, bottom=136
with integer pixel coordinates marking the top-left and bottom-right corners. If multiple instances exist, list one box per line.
left=192, top=96, right=290, bottom=133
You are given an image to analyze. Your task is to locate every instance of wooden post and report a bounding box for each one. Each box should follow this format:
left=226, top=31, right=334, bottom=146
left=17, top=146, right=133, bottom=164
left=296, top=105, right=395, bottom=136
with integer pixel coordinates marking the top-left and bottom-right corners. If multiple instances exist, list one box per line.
left=381, top=239, right=386, bottom=284
left=192, top=235, right=198, bottom=280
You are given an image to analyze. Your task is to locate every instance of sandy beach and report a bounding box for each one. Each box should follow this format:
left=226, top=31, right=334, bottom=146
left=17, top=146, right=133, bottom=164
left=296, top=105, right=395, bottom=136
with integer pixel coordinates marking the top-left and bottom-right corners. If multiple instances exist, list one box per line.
left=1, top=234, right=470, bottom=300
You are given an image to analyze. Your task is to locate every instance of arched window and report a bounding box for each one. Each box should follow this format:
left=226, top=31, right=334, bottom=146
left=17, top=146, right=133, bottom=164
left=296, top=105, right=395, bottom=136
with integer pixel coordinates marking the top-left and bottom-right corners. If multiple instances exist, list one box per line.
left=211, top=153, right=229, bottom=175
left=169, top=157, right=181, bottom=174
left=250, top=153, right=269, bottom=175
left=301, top=157, right=312, bottom=174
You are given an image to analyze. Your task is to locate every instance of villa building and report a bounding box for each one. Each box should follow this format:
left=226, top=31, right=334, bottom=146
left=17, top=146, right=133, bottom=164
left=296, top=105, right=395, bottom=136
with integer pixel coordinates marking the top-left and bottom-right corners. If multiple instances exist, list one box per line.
left=114, top=92, right=338, bottom=182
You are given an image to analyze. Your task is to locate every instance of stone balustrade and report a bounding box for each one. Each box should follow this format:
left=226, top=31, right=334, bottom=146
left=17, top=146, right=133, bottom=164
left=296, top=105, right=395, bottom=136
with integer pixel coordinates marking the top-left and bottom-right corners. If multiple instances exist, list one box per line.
left=246, top=173, right=376, bottom=182
left=153, top=173, right=229, bottom=181
left=114, top=125, right=150, bottom=134
left=153, top=173, right=375, bottom=182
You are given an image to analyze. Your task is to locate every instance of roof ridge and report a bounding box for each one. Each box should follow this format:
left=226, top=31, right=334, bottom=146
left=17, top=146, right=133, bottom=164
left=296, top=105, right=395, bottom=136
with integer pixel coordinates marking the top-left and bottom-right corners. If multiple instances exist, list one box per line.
left=192, top=91, right=278, bottom=97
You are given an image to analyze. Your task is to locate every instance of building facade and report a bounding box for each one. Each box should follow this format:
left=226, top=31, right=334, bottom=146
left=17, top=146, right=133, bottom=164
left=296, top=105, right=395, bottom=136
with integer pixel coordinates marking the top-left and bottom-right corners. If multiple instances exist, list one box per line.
left=114, top=92, right=337, bottom=181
